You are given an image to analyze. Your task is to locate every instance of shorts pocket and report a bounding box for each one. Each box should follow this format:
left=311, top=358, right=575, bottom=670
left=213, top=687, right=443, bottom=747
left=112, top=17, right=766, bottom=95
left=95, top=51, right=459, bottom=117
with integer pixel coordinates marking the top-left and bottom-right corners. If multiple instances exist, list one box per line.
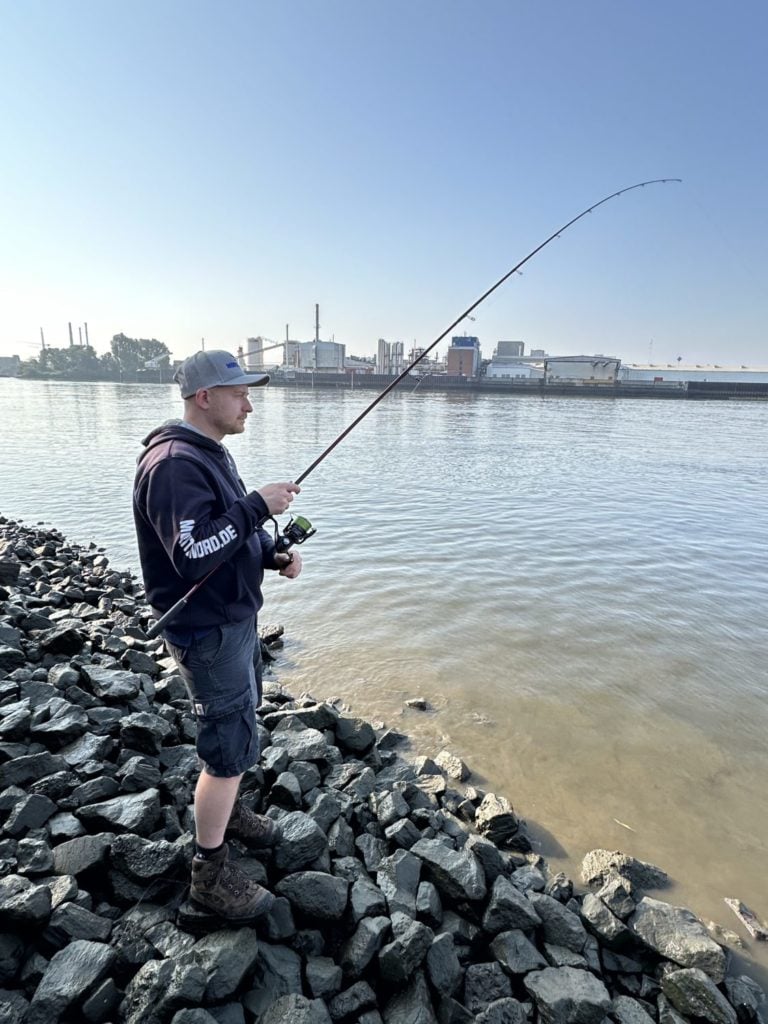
left=194, top=686, right=259, bottom=777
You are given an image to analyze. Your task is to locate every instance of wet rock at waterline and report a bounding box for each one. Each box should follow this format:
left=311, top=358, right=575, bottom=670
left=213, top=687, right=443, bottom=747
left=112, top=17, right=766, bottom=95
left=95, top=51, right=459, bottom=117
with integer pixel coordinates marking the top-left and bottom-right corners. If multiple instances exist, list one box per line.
left=0, top=515, right=765, bottom=1023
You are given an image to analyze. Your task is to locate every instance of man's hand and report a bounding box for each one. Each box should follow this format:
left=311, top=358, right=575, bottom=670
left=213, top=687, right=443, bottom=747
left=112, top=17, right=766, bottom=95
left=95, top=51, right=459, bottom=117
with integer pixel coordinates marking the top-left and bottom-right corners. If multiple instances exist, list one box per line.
left=276, top=551, right=302, bottom=578
left=257, top=481, right=300, bottom=515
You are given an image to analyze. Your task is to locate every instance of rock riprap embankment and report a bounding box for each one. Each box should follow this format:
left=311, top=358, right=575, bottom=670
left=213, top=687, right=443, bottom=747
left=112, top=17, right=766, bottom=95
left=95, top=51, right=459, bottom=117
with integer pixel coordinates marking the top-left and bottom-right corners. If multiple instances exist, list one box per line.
left=0, top=516, right=766, bottom=1024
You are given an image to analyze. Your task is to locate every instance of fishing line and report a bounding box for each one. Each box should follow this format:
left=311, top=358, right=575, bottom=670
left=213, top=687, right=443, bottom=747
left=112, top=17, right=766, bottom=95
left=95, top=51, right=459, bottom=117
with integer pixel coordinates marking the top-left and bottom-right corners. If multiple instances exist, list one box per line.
left=146, top=177, right=680, bottom=639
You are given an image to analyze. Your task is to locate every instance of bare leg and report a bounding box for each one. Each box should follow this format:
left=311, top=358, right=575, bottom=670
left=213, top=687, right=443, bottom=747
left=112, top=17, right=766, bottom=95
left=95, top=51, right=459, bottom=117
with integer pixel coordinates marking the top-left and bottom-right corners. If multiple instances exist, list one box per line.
left=194, top=771, right=243, bottom=848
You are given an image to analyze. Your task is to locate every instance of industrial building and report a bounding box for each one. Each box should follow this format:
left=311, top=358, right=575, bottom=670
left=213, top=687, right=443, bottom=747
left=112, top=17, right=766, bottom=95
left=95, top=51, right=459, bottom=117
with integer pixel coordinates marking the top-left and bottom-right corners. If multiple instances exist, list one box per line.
left=619, top=363, right=768, bottom=384
left=447, top=336, right=481, bottom=376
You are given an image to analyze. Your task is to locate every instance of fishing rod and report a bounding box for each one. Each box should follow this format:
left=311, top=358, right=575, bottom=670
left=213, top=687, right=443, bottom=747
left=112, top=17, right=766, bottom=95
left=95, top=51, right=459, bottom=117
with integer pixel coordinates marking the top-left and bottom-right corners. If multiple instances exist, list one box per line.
left=294, top=177, right=681, bottom=484
left=145, top=177, right=680, bottom=640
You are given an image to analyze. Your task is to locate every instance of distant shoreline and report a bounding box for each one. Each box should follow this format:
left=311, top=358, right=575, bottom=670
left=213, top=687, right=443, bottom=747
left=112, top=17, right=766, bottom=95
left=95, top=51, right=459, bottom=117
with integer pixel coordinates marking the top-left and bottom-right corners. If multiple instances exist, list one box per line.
left=4, top=372, right=768, bottom=401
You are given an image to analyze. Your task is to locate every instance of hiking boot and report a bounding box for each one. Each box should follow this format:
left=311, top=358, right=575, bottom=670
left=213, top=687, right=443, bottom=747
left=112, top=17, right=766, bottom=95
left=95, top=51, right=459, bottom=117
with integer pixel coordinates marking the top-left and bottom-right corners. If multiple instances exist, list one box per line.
left=225, top=800, right=280, bottom=848
left=190, top=844, right=274, bottom=920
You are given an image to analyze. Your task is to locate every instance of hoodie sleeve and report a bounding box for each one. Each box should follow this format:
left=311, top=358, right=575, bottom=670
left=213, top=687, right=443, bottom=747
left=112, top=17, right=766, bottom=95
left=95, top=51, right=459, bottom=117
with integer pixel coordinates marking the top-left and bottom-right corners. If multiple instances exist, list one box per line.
left=141, top=454, right=270, bottom=581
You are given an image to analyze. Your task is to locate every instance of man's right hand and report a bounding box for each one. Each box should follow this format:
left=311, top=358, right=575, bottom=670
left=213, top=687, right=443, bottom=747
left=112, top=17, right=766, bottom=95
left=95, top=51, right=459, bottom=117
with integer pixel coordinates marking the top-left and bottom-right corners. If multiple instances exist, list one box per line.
left=257, top=481, right=300, bottom=515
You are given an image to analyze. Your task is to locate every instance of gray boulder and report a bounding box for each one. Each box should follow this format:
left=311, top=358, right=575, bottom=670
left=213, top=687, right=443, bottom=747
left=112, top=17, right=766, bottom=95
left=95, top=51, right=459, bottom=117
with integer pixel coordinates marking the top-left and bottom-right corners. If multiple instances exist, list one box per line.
left=26, top=940, right=115, bottom=1024
left=410, top=838, right=486, bottom=903
left=275, top=871, right=349, bottom=919
left=661, top=967, right=738, bottom=1024
left=273, top=812, right=329, bottom=871
left=77, top=788, right=162, bottom=836
left=483, top=875, right=541, bottom=934
left=581, top=849, right=668, bottom=891
left=189, top=928, right=260, bottom=1002
left=528, top=892, right=588, bottom=953
left=629, top=896, right=728, bottom=982
left=524, top=965, right=611, bottom=1024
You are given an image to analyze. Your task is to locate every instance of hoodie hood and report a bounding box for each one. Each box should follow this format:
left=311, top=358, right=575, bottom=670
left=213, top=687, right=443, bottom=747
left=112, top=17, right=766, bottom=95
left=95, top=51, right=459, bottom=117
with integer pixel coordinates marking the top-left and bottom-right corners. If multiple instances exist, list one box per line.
left=138, top=419, right=222, bottom=463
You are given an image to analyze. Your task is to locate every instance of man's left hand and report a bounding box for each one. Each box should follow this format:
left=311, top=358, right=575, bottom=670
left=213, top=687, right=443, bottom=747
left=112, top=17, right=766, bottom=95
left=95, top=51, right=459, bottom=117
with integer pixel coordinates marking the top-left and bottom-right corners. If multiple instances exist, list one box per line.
left=276, top=551, right=302, bottom=578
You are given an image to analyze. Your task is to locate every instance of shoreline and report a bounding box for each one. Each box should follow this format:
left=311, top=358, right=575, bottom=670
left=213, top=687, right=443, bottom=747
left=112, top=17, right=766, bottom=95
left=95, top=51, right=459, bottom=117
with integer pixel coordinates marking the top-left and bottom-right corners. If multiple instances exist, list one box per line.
left=0, top=515, right=766, bottom=1022
left=5, top=372, right=768, bottom=401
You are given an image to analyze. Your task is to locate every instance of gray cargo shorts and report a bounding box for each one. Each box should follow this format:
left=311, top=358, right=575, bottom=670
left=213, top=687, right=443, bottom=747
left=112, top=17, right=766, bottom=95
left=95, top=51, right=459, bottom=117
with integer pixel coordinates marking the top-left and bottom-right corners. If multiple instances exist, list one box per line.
left=165, top=616, right=262, bottom=778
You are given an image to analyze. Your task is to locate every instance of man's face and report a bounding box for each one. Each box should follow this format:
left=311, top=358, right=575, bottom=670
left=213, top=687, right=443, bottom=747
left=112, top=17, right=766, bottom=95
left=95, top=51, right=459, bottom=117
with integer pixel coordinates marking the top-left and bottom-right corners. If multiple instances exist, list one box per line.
left=203, top=385, right=253, bottom=438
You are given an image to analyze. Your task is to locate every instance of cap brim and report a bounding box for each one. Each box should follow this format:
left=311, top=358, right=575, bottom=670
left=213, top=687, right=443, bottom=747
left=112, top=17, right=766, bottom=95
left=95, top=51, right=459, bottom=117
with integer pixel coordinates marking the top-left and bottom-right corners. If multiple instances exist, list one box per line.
left=239, top=373, right=270, bottom=387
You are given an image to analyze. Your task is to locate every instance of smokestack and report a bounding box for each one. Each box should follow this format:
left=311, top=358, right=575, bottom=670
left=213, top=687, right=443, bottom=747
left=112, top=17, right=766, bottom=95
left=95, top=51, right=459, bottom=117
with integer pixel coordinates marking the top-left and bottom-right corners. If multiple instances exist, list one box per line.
left=40, top=327, right=45, bottom=350
left=68, top=322, right=74, bottom=347
left=84, top=322, right=90, bottom=346
left=314, top=303, right=320, bottom=369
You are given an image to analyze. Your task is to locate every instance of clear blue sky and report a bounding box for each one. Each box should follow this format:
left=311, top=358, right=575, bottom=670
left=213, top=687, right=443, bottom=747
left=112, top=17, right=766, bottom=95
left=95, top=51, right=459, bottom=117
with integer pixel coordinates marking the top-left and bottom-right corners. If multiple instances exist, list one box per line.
left=1, top=0, right=765, bottom=366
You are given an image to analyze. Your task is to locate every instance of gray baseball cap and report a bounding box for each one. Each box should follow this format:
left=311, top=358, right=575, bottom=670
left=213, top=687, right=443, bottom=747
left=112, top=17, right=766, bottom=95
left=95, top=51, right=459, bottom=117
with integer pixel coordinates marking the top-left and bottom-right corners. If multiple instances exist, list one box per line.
left=175, top=350, right=270, bottom=398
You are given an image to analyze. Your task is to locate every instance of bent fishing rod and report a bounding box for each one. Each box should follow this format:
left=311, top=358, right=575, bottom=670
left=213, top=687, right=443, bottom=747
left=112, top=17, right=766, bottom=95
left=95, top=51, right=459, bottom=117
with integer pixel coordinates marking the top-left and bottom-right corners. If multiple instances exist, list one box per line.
left=145, top=177, right=680, bottom=640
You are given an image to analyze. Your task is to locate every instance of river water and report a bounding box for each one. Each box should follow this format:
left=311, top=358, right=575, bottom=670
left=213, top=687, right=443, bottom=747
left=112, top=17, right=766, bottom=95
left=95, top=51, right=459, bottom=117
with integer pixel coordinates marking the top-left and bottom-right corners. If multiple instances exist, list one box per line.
left=2, top=378, right=767, bottom=983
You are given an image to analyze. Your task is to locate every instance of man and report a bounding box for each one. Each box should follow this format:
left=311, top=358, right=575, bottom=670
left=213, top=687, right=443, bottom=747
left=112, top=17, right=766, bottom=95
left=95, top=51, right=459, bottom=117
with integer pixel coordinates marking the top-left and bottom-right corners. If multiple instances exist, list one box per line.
left=133, top=349, right=301, bottom=921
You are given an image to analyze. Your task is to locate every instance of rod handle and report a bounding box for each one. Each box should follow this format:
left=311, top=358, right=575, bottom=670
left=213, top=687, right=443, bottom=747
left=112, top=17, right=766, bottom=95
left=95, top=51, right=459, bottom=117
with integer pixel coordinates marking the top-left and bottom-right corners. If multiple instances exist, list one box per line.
left=146, top=595, right=189, bottom=640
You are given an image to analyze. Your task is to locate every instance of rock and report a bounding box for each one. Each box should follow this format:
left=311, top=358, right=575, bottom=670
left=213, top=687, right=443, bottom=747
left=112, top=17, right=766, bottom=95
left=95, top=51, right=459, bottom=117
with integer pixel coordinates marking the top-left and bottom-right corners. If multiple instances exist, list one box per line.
left=273, top=812, right=329, bottom=871
left=260, top=994, right=333, bottom=1024
left=3, top=793, right=57, bottom=835
left=378, top=911, right=433, bottom=983
left=350, top=876, right=388, bottom=922
left=382, top=970, right=437, bottom=1023
left=340, top=915, right=391, bottom=977
left=475, top=999, right=527, bottom=1024
left=426, top=932, right=461, bottom=996
left=119, top=712, right=172, bottom=754
left=119, top=957, right=207, bottom=1024
left=464, top=962, right=513, bottom=1014
left=404, top=698, right=432, bottom=711
left=629, top=896, right=728, bottom=982
left=110, top=834, right=185, bottom=880
left=483, top=875, right=542, bottom=934
left=243, top=942, right=303, bottom=1019
left=410, top=838, right=486, bottom=903
left=374, top=789, right=410, bottom=828
left=662, top=967, right=738, bottom=1024
left=328, top=980, right=379, bottom=1020
left=43, top=901, right=112, bottom=947
left=189, top=928, right=260, bottom=1002
left=26, top=940, right=116, bottom=1024
left=77, top=789, right=162, bottom=836
left=376, top=849, right=422, bottom=916
left=490, top=929, right=548, bottom=975
left=306, top=956, right=343, bottom=999
left=610, top=994, right=656, bottom=1023
left=334, top=716, right=376, bottom=754
left=271, top=725, right=329, bottom=762
left=724, top=975, right=765, bottom=1022
left=580, top=892, right=632, bottom=948
left=524, top=965, right=612, bottom=1024
left=0, top=987, right=29, bottom=1024
left=275, top=871, right=349, bottom=919
left=416, top=880, right=442, bottom=927
left=52, top=832, right=112, bottom=875
left=475, top=794, right=525, bottom=848
left=528, top=892, right=588, bottom=953
left=581, top=849, right=668, bottom=891
left=0, top=875, right=52, bottom=926
left=0, top=751, right=67, bottom=788
left=169, top=1011, right=220, bottom=1024
left=595, top=870, right=636, bottom=919
left=36, top=622, right=85, bottom=656
left=434, top=750, right=469, bottom=781
left=79, top=665, right=142, bottom=701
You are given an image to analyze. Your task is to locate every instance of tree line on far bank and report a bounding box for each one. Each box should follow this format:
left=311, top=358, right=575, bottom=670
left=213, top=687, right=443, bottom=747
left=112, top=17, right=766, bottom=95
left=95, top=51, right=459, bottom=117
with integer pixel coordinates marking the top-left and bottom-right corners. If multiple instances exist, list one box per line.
left=18, top=334, right=173, bottom=382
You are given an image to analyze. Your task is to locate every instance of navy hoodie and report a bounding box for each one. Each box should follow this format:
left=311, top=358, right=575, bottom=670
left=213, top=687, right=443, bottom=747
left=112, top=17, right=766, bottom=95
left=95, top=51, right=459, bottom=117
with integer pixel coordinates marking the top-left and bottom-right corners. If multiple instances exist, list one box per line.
left=133, top=420, right=279, bottom=631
